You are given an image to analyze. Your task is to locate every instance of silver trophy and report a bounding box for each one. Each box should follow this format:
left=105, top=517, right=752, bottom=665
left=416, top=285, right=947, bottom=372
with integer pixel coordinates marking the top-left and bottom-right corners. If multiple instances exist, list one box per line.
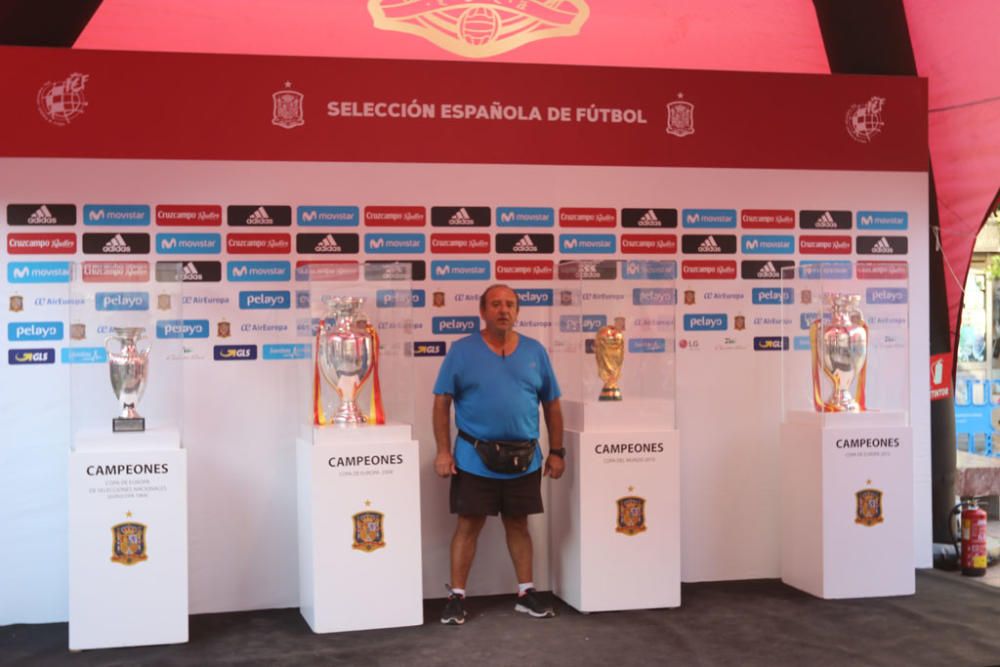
left=811, top=293, right=869, bottom=412
left=317, top=297, right=375, bottom=425
left=105, top=326, right=151, bottom=432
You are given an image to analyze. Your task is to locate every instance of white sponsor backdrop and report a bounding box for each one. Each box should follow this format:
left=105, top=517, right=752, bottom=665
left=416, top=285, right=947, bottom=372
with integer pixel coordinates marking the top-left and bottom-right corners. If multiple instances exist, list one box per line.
left=0, top=158, right=928, bottom=623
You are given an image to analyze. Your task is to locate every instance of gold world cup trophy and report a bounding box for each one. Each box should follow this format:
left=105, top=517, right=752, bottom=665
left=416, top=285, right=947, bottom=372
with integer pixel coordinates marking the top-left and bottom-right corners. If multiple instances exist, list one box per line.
left=594, top=316, right=626, bottom=401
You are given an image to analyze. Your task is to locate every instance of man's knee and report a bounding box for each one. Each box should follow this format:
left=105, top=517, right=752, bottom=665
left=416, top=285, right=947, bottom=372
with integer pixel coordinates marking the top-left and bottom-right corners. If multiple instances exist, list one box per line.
left=455, top=514, right=487, bottom=538
left=500, top=513, right=529, bottom=533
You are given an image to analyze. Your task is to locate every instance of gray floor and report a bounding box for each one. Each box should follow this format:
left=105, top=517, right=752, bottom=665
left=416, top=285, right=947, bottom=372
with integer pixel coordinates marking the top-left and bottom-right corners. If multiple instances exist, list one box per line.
left=4, top=570, right=999, bottom=666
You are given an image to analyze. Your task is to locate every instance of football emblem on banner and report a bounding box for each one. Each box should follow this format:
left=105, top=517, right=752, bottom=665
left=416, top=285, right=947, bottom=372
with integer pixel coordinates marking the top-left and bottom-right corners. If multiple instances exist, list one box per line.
left=158, top=294, right=172, bottom=311
left=846, top=96, right=885, bottom=143
left=111, top=514, right=148, bottom=565
left=368, top=0, right=590, bottom=59
left=665, top=94, right=694, bottom=137
left=616, top=492, right=647, bottom=536
left=9, top=295, right=24, bottom=313
left=217, top=320, right=231, bottom=338
left=272, top=82, right=305, bottom=129
left=37, top=72, right=89, bottom=126
left=352, top=504, right=386, bottom=552
left=855, top=484, right=884, bottom=527
left=70, top=323, right=87, bottom=340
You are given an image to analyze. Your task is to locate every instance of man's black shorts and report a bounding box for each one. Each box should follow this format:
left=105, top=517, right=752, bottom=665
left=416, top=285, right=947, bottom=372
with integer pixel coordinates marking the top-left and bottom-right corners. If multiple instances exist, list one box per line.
left=449, top=468, right=544, bottom=516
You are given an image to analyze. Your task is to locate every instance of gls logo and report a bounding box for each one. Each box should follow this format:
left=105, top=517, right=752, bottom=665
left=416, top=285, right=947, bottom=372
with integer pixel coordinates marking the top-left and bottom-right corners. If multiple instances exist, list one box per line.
left=433, top=317, right=479, bottom=334
left=214, top=345, right=257, bottom=361
left=752, top=288, right=794, bottom=305
left=239, top=291, right=291, bottom=309
left=8, top=322, right=63, bottom=341
left=754, top=336, right=789, bottom=351
left=683, top=314, right=727, bottom=331
left=8, top=348, right=55, bottom=365
left=514, top=289, right=553, bottom=306
left=96, top=292, right=149, bottom=311
left=412, top=341, right=447, bottom=357
left=156, top=320, right=210, bottom=339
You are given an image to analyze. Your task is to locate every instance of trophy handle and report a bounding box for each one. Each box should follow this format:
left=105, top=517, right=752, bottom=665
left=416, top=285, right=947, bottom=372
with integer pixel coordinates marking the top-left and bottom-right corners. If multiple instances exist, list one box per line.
left=104, top=335, right=122, bottom=357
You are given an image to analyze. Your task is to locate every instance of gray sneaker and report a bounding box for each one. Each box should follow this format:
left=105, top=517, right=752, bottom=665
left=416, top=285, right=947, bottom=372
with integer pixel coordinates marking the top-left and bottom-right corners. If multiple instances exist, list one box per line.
left=514, top=588, right=555, bottom=618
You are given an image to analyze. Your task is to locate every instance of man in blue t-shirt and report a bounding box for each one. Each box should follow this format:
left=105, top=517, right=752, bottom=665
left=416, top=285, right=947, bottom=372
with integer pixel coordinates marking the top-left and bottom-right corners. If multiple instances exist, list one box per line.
left=433, top=284, right=565, bottom=625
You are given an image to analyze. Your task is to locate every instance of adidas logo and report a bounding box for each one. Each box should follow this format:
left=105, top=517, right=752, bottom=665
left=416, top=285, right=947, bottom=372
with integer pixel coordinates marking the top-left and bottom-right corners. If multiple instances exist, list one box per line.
left=757, top=261, right=780, bottom=279
left=183, top=262, right=204, bottom=281
left=814, top=211, right=837, bottom=228
left=513, top=235, right=537, bottom=252
left=102, top=234, right=131, bottom=253
left=638, top=209, right=661, bottom=226
left=28, top=205, right=58, bottom=224
left=246, top=206, right=273, bottom=225
left=449, top=208, right=475, bottom=225
left=698, top=236, right=721, bottom=253
left=871, top=237, right=894, bottom=254
left=315, top=234, right=341, bottom=252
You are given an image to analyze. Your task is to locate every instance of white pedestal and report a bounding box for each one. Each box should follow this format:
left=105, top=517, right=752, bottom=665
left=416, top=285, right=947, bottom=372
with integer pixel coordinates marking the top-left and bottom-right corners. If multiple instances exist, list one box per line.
left=780, top=411, right=914, bottom=599
left=297, top=425, right=423, bottom=633
left=550, top=420, right=680, bottom=612
left=68, top=430, right=188, bottom=650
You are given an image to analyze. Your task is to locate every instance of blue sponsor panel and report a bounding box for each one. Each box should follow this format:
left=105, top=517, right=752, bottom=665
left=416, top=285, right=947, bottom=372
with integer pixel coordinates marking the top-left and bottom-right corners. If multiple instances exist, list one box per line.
left=496, top=207, right=555, bottom=227
left=8, top=348, right=55, bottom=365
left=866, top=287, right=908, bottom=305
left=751, top=288, right=794, bottom=305
left=514, top=288, right=553, bottom=306
left=560, top=234, right=616, bottom=254
left=62, top=347, right=108, bottom=364
left=856, top=211, right=908, bottom=231
left=376, top=289, right=426, bottom=308
left=412, top=341, right=447, bottom=357
left=633, top=287, right=677, bottom=306
left=741, top=235, right=795, bottom=255
left=800, top=312, right=819, bottom=329
left=365, top=233, right=426, bottom=254
left=430, top=260, right=491, bottom=281
left=622, top=260, right=677, bottom=281
left=239, top=290, right=291, bottom=309
left=683, top=314, right=727, bottom=331
left=296, top=290, right=310, bottom=309
left=96, top=292, right=150, bottom=311
left=298, top=206, right=359, bottom=227
left=560, top=315, right=581, bottom=332
left=8, top=321, right=63, bottom=341
left=582, top=315, right=608, bottom=333
left=798, top=261, right=853, bottom=280
left=753, top=336, right=789, bottom=351
left=156, top=319, right=210, bottom=339
left=628, top=338, right=666, bottom=353
left=156, top=233, right=222, bottom=254
left=793, top=336, right=811, bottom=351
left=214, top=344, right=257, bottom=361
left=8, top=261, right=72, bottom=283
left=83, top=204, right=150, bottom=226
left=432, top=316, right=479, bottom=335
left=228, top=261, right=291, bottom=282
left=263, top=343, right=311, bottom=360
left=681, top=208, right=737, bottom=229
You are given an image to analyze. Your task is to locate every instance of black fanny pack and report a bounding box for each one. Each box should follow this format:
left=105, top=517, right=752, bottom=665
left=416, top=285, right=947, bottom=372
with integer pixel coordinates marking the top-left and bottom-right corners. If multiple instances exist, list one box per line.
left=460, top=430, right=536, bottom=475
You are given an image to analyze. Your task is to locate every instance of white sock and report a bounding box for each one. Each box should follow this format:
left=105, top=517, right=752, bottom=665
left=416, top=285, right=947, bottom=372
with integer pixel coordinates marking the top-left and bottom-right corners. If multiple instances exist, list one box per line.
left=518, top=582, right=535, bottom=596
left=450, top=587, right=466, bottom=598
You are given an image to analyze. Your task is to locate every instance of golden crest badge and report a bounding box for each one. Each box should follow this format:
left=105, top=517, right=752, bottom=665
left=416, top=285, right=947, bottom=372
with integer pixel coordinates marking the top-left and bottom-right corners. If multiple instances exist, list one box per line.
left=9, top=295, right=24, bottom=312
left=352, top=507, right=386, bottom=552
left=368, top=0, right=590, bottom=59
left=734, top=314, right=746, bottom=331
left=666, top=94, right=695, bottom=138
left=157, top=293, right=172, bottom=311
left=273, top=82, right=305, bottom=129
left=111, top=515, right=148, bottom=565
left=217, top=319, right=231, bottom=338
left=684, top=290, right=696, bottom=305
left=616, top=494, right=647, bottom=536
left=855, top=486, right=884, bottom=527
left=70, top=322, right=86, bottom=340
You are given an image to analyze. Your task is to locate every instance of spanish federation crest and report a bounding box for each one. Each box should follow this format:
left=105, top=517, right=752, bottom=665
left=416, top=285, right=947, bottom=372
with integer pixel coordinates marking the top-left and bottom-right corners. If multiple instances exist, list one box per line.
left=352, top=508, right=386, bottom=552
left=9, top=295, right=24, bottom=312
left=272, top=83, right=305, bottom=129
left=684, top=290, right=696, bottom=305
left=616, top=495, right=647, bottom=536
left=70, top=323, right=86, bottom=340
left=666, top=94, right=695, bottom=138
left=111, top=518, right=148, bottom=565
left=733, top=314, right=746, bottom=331
left=217, top=320, right=231, bottom=338
left=157, top=293, right=172, bottom=311
left=846, top=96, right=885, bottom=143
left=37, top=72, right=89, bottom=126
left=855, top=485, right=884, bottom=527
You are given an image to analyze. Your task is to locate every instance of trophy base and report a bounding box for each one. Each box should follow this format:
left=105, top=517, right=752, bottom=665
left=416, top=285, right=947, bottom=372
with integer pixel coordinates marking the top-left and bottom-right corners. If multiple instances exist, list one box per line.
left=599, top=388, right=622, bottom=402
left=112, top=417, right=146, bottom=433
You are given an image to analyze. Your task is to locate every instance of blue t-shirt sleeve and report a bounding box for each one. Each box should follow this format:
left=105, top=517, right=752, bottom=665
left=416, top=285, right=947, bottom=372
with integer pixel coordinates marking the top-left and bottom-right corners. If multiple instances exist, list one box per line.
left=433, top=341, right=461, bottom=396
left=537, top=344, right=561, bottom=403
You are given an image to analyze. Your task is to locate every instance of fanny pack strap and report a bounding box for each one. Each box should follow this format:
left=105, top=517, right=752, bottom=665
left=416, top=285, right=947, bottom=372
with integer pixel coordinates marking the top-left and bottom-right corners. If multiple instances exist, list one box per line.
left=458, top=430, right=535, bottom=449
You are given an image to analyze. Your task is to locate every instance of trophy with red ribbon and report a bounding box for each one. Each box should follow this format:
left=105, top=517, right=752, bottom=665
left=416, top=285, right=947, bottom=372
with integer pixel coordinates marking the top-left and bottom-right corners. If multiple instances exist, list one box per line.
left=809, top=293, right=869, bottom=412
left=313, top=297, right=384, bottom=425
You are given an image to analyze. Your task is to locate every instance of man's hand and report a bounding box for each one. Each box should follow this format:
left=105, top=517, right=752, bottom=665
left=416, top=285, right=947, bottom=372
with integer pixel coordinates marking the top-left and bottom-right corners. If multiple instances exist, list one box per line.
left=435, top=451, right=457, bottom=477
left=543, top=454, right=565, bottom=479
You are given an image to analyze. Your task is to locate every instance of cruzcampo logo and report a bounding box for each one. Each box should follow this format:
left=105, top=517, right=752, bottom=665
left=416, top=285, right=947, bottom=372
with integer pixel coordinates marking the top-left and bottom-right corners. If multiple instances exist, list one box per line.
left=368, top=0, right=590, bottom=59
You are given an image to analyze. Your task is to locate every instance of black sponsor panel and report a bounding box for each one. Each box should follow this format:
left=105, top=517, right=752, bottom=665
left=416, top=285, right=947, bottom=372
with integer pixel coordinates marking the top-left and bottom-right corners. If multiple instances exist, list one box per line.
left=741, top=260, right=794, bottom=280
left=227, top=205, right=292, bottom=227
left=157, top=260, right=222, bottom=282
left=557, top=259, right=617, bottom=280
left=856, top=235, right=908, bottom=255
left=495, top=233, right=555, bottom=254
left=364, top=260, right=426, bottom=281
left=411, top=341, right=447, bottom=357
left=296, top=233, right=360, bottom=254
left=82, top=233, right=151, bottom=255
left=7, top=204, right=76, bottom=226
left=430, top=206, right=491, bottom=227
left=681, top=234, right=738, bottom=254
left=799, top=210, right=852, bottom=229
left=621, top=208, right=678, bottom=228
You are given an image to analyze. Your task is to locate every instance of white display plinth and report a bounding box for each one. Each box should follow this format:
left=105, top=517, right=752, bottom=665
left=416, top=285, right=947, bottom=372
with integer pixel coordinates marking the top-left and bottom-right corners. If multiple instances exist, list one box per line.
left=296, top=426, right=423, bottom=633
left=550, top=415, right=680, bottom=612
left=562, top=398, right=675, bottom=433
left=68, top=430, right=188, bottom=650
left=780, top=411, right=914, bottom=599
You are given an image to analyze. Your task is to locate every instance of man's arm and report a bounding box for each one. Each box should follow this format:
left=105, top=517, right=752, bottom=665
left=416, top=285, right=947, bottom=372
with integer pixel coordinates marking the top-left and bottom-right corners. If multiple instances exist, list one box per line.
left=542, top=398, right=565, bottom=479
left=433, top=393, right=457, bottom=477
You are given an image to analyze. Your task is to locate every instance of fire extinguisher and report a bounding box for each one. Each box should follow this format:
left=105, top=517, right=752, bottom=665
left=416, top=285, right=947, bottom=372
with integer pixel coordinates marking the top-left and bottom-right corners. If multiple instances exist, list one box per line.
left=951, top=499, right=988, bottom=577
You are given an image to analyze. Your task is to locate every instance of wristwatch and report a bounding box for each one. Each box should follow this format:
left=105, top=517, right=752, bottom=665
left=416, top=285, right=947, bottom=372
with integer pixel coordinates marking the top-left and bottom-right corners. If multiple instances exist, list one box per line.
left=549, top=448, right=567, bottom=459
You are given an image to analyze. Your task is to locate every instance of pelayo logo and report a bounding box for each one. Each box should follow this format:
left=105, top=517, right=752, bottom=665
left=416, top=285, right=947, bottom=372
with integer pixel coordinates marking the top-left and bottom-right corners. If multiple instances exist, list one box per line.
left=214, top=345, right=258, bottom=361
left=752, top=288, right=794, bottom=305
left=683, top=314, right=727, bottom=331
left=239, top=291, right=291, bottom=309
left=156, top=319, right=210, bottom=339
left=633, top=288, right=677, bottom=306
left=377, top=289, right=426, bottom=308
left=433, top=316, right=479, bottom=334
left=866, top=287, right=908, bottom=305
left=514, top=288, right=553, bottom=306
left=96, top=292, right=149, bottom=311
left=8, top=322, right=63, bottom=341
